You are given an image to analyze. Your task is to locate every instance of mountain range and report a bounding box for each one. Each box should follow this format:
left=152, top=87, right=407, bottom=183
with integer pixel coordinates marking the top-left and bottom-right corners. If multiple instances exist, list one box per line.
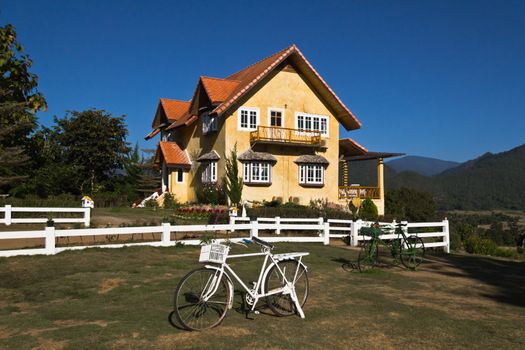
left=384, top=144, right=525, bottom=210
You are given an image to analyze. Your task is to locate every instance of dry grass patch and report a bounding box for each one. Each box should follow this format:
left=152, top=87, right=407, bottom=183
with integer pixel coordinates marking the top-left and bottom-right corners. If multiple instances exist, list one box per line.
left=98, top=278, right=126, bottom=294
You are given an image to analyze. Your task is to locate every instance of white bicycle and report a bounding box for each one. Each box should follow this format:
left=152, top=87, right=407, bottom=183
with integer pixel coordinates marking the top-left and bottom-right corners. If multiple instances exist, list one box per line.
left=173, top=236, right=310, bottom=331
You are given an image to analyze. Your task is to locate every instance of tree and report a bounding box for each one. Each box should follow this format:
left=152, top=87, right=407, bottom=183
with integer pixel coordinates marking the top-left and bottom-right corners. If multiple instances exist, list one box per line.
left=385, top=187, right=437, bottom=222
left=0, top=24, right=46, bottom=190
left=49, top=109, right=130, bottom=194
left=136, top=149, right=161, bottom=197
left=224, top=144, right=243, bottom=206
left=359, top=198, right=378, bottom=221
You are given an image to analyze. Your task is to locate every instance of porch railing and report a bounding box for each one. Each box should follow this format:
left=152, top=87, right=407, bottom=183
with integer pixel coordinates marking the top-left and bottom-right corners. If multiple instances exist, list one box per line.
left=338, top=186, right=380, bottom=199
left=250, top=126, right=322, bottom=146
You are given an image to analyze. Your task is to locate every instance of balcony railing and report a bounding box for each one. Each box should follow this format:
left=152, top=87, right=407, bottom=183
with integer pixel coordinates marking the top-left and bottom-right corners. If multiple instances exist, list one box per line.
left=250, top=126, right=323, bottom=146
left=338, top=186, right=380, bottom=200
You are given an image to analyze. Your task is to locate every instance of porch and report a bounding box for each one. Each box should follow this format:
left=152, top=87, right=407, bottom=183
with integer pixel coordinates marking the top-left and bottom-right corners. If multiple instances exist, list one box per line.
left=338, top=138, right=403, bottom=215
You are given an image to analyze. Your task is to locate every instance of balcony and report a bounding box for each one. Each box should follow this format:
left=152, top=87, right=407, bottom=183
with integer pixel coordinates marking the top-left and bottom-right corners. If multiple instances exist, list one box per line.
left=250, top=126, right=323, bottom=147
left=338, top=186, right=380, bottom=200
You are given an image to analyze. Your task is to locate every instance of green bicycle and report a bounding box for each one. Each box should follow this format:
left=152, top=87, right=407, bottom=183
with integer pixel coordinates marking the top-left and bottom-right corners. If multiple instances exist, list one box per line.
left=357, top=223, right=425, bottom=272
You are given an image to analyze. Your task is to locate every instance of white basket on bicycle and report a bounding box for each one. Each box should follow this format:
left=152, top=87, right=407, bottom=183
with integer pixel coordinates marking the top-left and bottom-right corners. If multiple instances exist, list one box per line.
left=199, top=243, right=230, bottom=264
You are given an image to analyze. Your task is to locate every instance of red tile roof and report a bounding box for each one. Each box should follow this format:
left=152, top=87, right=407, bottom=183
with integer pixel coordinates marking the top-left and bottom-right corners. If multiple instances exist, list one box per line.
left=147, top=44, right=362, bottom=138
left=155, top=141, right=192, bottom=167
left=339, top=138, right=369, bottom=157
left=160, top=98, right=190, bottom=122
left=200, top=77, right=240, bottom=104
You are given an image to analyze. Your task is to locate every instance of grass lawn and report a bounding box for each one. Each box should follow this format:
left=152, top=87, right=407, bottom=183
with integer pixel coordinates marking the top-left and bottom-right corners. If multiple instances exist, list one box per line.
left=0, top=243, right=524, bottom=349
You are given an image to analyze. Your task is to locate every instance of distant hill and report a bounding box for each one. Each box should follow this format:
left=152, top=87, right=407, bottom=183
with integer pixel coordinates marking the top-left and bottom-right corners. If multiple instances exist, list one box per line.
left=387, top=156, right=460, bottom=176
left=387, top=144, right=525, bottom=210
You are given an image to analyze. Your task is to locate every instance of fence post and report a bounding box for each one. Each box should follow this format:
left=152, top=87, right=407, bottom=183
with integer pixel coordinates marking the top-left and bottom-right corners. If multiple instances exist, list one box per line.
left=161, top=222, right=171, bottom=246
left=323, top=221, right=330, bottom=245
left=275, top=216, right=281, bottom=235
left=351, top=219, right=361, bottom=246
left=5, top=205, right=12, bottom=226
left=443, top=218, right=450, bottom=253
left=229, top=216, right=235, bottom=233
left=250, top=220, right=258, bottom=239
left=45, top=225, right=56, bottom=255
left=84, top=207, right=91, bottom=227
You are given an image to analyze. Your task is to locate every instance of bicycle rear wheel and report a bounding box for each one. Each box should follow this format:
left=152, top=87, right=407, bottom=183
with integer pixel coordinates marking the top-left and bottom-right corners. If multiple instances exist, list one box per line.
left=173, top=267, right=230, bottom=331
left=265, top=260, right=309, bottom=317
left=357, top=240, right=379, bottom=272
left=400, top=236, right=425, bottom=270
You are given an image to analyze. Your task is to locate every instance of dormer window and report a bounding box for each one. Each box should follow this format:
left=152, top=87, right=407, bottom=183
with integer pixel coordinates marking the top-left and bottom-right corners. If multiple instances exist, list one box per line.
left=202, top=112, right=218, bottom=134
left=238, top=107, right=259, bottom=131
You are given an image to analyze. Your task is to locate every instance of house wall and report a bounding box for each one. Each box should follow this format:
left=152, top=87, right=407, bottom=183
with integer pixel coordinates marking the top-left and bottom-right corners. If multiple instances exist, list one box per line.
left=223, top=65, right=340, bottom=205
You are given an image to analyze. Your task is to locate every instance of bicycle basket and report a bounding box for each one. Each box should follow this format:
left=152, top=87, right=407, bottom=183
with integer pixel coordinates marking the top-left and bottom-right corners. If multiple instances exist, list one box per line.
left=199, top=243, right=230, bottom=264
left=359, top=226, right=383, bottom=239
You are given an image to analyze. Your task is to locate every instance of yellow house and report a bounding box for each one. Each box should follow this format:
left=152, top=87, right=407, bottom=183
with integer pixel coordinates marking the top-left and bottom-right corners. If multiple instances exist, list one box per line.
left=146, top=45, right=400, bottom=215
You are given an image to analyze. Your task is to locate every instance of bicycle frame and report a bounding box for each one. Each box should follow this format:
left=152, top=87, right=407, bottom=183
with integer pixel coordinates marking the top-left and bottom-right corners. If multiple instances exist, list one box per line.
left=202, top=248, right=308, bottom=318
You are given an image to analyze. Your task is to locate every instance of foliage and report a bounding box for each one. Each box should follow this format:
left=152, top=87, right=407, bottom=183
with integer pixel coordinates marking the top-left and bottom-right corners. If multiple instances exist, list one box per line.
left=387, top=144, right=525, bottom=210
left=463, top=235, right=497, bottom=256
left=143, top=198, right=159, bottom=208
left=162, top=192, right=179, bottom=209
left=136, top=148, right=161, bottom=197
left=46, top=109, right=130, bottom=194
left=359, top=198, right=378, bottom=221
left=0, top=23, right=46, bottom=191
left=196, top=183, right=225, bottom=205
left=385, top=187, right=437, bottom=221
left=224, top=144, right=243, bottom=206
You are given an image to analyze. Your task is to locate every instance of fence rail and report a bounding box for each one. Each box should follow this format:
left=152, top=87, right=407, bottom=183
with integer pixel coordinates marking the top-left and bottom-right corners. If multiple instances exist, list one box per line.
left=0, top=216, right=449, bottom=258
left=0, top=205, right=90, bottom=227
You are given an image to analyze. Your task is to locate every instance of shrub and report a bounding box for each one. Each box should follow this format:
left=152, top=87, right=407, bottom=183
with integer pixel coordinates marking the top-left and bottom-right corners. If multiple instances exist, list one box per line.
left=144, top=198, right=158, bottom=208
left=359, top=199, right=378, bottom=221
left=196, top=183, right=225, bottom=205
left=493, top=247, right=521, bottom=259
left=449, top=232, right=462, bottom=251
left=163, top=192, right=179, bottom=209
left=464, top=235, right=497, bottom=255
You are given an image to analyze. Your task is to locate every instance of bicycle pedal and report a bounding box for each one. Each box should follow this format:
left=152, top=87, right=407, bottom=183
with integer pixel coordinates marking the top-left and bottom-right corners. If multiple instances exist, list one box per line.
left=254, top=310, right=260, bottom=315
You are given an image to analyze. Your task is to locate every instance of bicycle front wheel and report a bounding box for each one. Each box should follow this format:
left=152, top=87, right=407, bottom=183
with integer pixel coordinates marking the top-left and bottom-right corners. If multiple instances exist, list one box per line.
left=357, top=240, right=379, bottom=272
left=173, top=267, right=230, bottom=331
left=400, top=236, right=425, bottom=270
left=265, top=260, right=309, bottom=317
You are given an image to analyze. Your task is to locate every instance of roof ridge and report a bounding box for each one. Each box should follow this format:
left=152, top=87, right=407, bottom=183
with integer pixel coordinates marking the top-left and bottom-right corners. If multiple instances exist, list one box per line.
left=200, top=76, right=241, bottom=83
left=160, top=98, right=191, bottom=103
left=226, top=44, right=296, bottom=80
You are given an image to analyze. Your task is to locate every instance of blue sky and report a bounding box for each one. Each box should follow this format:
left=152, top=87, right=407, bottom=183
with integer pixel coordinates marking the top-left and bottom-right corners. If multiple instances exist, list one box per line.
left=3, top=0, right=524, bottom=162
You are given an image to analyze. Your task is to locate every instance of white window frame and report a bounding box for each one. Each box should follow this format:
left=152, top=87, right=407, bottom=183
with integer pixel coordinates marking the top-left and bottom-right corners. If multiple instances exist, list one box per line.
left=268, top=107, right=285, bottom=128
left=242, top=162, right=271, bottom=184
left=294, top=112, right=329, bottom=137
left=299, top=164, right=324, bottom=185
left=238, top=107, right=260, bottom=131
left=202, top=161, right=217, bottom=183
left=202, top=112, right=218, bottom=134
left=175, top=168, right=184, bottom=183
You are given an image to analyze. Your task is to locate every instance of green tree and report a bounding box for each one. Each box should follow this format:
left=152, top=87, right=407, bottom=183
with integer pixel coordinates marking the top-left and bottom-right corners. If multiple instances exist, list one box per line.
left=50, top=109, right=130, bottom=194
left=385, top=187, right=437, bottom=221
left=359, top=198, right=379, bottom=221
left=224, top=144, right=243, bottom=206
left=0, top=24, right=46, bottom=190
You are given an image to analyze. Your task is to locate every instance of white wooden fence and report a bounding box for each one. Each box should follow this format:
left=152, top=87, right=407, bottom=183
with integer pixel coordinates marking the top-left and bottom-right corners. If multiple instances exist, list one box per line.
left=0, top=205, right=90, bottom=227
left=0, top=216, right=449, bottom=258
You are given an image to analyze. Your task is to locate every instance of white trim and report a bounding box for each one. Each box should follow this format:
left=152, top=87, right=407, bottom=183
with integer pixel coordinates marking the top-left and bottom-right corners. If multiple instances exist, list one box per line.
left=267, top=107, right=285, bottom=127
left=294, top=112, right=329, bottom=137
left=175, top=168, right=184, bottom=183
left=298, top=164, right=324, bottom=185
left=202, top=161, right=217, bottom=183
left=237, top=106, right=260, bottom=131
left=243, top=162, right=271, bottom=184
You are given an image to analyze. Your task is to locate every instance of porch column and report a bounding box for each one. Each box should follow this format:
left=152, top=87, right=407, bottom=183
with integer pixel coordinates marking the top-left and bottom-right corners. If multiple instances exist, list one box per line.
left=341, top=160, right=348, bottom=186
left=377, top=158, right=384, bottom=200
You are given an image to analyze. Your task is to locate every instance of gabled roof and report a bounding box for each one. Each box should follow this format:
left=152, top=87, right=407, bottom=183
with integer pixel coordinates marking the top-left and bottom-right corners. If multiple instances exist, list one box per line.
left=200, top=77, right=240, bottom=104
left=196, top=150, right=221, bottom=162
left=148, top=44, right=362, bottom=138
left=150, top=98, right=190, bottom=130
left=154, top=141, right=191, bottom=167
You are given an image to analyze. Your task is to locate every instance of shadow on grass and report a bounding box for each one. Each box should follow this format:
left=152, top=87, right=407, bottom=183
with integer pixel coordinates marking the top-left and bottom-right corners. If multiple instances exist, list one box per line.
left=424, top=253, right=525, bottom=308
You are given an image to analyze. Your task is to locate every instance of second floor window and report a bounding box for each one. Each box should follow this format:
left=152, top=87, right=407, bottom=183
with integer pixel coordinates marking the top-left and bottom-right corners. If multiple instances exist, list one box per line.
left=202, top=161, right=217, bottom=183
left=295, top=113, right=329, bottom=137
left=238, top=107, right=259, bottom=131
left=243, top=162, right=271, bottom=184
left=299, top=164, right=324, bottom=185
left=202, top=113, right=218, bottom=134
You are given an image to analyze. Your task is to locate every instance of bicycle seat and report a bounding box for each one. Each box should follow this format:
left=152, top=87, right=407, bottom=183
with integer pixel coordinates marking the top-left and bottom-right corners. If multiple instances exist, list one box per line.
left=251, top=236, right=274, bottom=250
